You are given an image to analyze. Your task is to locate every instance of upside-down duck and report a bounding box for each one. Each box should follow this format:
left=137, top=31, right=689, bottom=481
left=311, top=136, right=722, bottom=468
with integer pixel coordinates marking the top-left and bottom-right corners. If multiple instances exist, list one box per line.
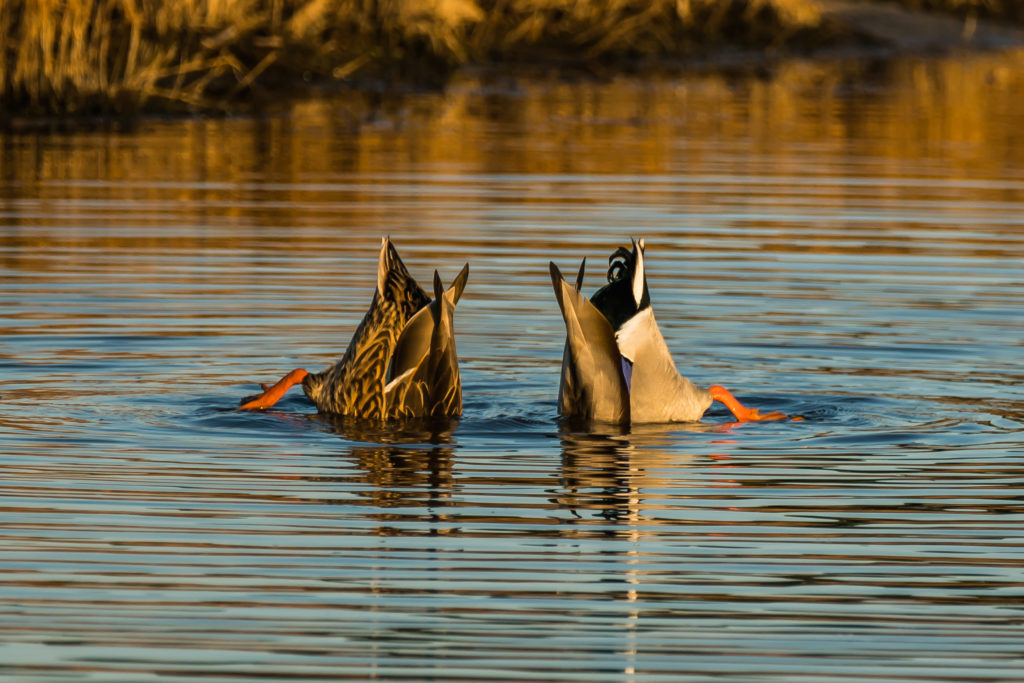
left=550, top=238, right=786, bottom=425
left=239, top=237, right=469, bottom=419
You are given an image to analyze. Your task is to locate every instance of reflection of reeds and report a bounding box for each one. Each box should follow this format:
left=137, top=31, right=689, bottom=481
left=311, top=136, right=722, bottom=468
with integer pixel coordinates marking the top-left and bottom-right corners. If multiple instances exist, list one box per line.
left=1, top=0, right=826, bottom=119
left=4, top=51, right=1020, bottom=282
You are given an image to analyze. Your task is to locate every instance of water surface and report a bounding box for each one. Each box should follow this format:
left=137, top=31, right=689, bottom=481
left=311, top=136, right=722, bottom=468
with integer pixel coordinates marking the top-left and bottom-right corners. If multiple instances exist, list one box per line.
left=2, top=53, right=1024, bottom=680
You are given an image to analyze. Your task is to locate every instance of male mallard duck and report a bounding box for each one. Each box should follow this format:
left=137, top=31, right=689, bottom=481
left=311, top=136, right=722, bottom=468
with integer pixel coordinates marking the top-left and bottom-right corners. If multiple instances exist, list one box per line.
left=240, top=237, right=469, bottom=419
left=550, top=238, right=785, bottom=424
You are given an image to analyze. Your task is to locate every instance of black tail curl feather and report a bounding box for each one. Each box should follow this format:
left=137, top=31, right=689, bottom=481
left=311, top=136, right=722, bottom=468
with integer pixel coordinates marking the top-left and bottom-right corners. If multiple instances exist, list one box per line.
left=590, top=241, right=650, bottom=332
left=607, top=245, right=634, bottom=284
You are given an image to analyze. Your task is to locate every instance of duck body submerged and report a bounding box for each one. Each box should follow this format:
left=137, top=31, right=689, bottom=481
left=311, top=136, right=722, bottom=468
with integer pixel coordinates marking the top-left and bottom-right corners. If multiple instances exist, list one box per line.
left=240, top=238, right=469, bottom=420
left=551, top=239, right=782, bottom=425
left=241, top=236, right=783, bottom=425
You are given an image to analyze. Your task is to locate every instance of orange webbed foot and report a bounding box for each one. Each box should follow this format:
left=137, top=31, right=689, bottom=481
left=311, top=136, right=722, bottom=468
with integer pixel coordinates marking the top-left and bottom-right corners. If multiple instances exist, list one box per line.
left=238, top=369, right=309, bottom=410
left=709, top=385, right=790, bottom=422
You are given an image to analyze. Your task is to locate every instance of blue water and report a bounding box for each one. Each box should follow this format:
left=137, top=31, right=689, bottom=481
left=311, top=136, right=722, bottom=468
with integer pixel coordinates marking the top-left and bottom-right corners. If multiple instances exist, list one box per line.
left=2, top=55, right=1023, bottom=680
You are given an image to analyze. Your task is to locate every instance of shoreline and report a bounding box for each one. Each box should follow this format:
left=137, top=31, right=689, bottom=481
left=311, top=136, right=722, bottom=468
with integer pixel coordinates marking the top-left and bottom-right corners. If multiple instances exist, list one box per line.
left=2, top=0, right=1023, bottom=132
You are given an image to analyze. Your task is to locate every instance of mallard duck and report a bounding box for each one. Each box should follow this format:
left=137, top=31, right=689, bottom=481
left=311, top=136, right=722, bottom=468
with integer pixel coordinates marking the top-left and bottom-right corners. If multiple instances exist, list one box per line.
left=239, top=237, right=469, bottom=419
left=550, top=238, right=785, bottom=424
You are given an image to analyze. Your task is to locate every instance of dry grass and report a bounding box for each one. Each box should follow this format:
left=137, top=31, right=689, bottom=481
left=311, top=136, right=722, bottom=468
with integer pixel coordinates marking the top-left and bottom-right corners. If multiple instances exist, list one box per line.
left=0, top=0, right=830, bottom=119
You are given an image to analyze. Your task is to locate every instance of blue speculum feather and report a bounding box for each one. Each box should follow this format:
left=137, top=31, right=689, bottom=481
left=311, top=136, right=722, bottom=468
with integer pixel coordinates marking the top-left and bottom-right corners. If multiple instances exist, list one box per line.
left=620, top=356, right=633, bottom=392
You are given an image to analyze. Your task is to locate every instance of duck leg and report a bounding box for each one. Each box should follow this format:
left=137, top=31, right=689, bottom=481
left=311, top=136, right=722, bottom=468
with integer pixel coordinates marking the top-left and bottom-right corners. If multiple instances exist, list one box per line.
left=709, top=385, right=787, bottom=422
left=239, top=368, right=309, bottom=410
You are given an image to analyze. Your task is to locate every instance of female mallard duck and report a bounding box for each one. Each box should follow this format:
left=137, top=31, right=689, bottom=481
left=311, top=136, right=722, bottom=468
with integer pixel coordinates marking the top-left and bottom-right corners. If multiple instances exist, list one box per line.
left=240, top=237, right=469, bottom=419
left=550, top=238, right=785, bottom=424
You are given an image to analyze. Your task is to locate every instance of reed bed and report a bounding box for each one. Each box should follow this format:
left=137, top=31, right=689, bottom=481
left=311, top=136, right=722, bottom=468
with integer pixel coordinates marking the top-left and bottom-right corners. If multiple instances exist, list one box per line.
left=1, top=0, right=828, bottom=119
left=4, top=0, right=1018, bottom=121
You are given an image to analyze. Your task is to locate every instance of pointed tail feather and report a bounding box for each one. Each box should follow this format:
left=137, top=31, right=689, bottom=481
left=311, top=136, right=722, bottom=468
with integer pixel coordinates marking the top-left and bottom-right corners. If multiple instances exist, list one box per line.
left=376, top=238, right=430, bottom=312
left=448, top=263, right=469, bottom=305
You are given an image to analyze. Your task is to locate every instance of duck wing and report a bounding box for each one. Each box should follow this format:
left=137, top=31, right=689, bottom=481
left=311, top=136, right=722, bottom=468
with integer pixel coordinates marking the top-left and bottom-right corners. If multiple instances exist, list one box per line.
left=303, top=237, right=431, bottom=417
left=550, top=261, right=630, bottom=425
left=384, top=265, right=469, bottom=419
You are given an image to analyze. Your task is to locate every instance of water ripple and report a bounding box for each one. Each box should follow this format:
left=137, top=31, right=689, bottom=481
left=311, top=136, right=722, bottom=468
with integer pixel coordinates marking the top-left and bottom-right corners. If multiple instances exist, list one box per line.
left=2, top=55, right=1024, bottom=681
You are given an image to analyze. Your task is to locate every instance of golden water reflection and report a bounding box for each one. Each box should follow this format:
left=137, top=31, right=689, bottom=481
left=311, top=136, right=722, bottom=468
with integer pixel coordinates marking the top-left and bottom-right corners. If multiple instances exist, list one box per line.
left=2, top=51, right=1023, bottom=208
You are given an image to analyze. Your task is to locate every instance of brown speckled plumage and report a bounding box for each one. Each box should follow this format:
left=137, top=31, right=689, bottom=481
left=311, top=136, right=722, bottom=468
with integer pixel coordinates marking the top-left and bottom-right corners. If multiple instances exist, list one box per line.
left=300, top=238, right=468, bottom=419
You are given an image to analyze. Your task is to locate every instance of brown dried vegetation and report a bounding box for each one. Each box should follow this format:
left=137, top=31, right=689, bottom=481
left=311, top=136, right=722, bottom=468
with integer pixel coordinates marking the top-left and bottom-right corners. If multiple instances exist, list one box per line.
left=0, top=0, right=827, bottom=118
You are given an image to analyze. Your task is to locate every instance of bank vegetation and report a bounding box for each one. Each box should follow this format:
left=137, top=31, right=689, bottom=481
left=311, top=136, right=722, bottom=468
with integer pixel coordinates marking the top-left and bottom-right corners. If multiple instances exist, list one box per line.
left=0, top=0, right=1019, bottom=122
